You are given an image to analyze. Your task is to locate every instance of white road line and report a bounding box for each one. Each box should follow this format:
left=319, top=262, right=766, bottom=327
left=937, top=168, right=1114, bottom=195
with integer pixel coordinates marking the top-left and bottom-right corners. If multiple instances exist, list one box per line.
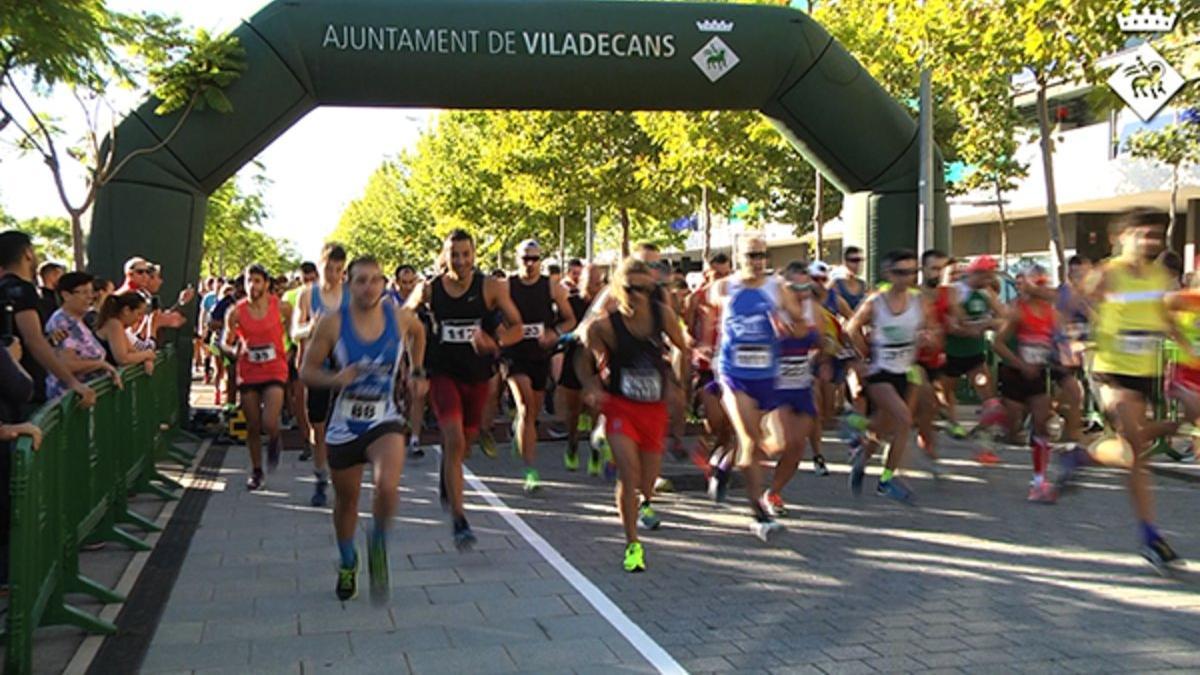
left=461, top=463, right=686, bottom=675
left=63, top=438, right=213, bottom=675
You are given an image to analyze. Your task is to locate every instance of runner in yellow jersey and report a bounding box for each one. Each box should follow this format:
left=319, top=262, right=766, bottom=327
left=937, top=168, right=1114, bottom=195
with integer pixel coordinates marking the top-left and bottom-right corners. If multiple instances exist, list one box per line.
left=1084, top=208, right=1193, bottom=574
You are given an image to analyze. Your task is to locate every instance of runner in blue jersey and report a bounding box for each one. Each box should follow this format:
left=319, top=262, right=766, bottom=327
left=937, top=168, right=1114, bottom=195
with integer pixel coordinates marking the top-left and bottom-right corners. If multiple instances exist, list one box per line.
left=761, top=262, right=827, bottom=517
left=832, top=245, right=868, bottom=311
left=301, top=256, right=428, bottom=605
left=292, top=243, right=349, bottom=507
left=709, top=235, right=811, bottom=542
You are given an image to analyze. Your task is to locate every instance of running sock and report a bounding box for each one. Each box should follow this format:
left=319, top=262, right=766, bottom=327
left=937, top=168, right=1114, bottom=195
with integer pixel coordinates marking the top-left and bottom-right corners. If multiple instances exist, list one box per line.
left=751, top=498, right=771, bottom=522
left=880, top=468, right=895, bottom=483
left=1140, top=521, right=1161, bottom=547
left=337, top=539, right=356, bottom=568
left=370, top=523, right=387, bottom=549
left=1031, top=436, right=1049, bottom=476
left=314, top=469, right=329, bottom=484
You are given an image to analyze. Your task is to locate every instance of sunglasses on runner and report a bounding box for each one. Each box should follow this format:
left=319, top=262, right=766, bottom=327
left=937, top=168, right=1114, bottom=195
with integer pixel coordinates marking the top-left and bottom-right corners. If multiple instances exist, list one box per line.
left=522, top=255, right=540, bottom=263
left=744, top=251, right=768, bottom=260
left=890, top=268, right=918, bottom=277
left=846, top=257, right=863, bottom=264
left=624, top=284, right=655, bottom=295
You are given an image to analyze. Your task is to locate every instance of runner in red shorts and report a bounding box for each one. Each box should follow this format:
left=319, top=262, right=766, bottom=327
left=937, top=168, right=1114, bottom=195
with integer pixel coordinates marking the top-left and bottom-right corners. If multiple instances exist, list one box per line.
left=225, top=264, right=292, bottom=491
left=407, top=229, right=522, bottom=550
left=578, top=257, right=689, bottom=573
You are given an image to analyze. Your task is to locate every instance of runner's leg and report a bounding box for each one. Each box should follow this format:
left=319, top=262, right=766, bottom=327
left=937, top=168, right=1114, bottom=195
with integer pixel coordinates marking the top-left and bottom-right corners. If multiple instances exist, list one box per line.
left=242, top=388, right=264, bottom=473
left=262, top=385, right=285, bottom=469
left=721, top=388, right=770, bottom=523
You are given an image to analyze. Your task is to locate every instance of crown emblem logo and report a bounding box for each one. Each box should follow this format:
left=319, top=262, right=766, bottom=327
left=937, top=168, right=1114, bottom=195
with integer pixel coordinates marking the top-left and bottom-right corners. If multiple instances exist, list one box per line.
left=1117, top=4, right=1178, bottom=32
left=696, top=19, right=734, bottom=33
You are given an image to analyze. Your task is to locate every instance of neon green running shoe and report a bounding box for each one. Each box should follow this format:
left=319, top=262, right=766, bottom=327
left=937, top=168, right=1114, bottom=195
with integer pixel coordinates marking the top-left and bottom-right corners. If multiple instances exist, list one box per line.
left=623, top=541, right=646, bottom=573
left=478, top=432, right=498, bottom=459
left=578, top=412, right=593, bottom=433
left=523, top=468, right=541, bottom=494
left=564, top=449, right=580, bottom=471
left=949, top=422, right=968, bottom=439
left=587, top=449, right=602, bottom=476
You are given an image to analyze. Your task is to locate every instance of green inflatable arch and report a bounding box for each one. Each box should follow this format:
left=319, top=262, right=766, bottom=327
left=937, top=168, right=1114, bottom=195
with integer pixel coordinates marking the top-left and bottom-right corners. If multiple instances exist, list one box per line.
left=90, top=0, right=947, bottom=301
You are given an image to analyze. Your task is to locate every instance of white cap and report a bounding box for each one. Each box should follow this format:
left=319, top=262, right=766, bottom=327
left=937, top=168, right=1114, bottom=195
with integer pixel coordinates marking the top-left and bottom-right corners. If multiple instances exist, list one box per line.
left=808, top=260, right=831, bottom=278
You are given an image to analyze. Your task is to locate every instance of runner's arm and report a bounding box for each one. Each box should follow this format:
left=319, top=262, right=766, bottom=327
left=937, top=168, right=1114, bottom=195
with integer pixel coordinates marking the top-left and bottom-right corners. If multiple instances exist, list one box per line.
left=985, top=289, right=1006, bottom=330
left=102, top=319, right=155, bottom=367
left=281, top=302, right=293, bottom=342
left=550, top=281, right=577, bottom=336
left=779, top=284, right=811, bottom=337
left=485, top=277, right=525, bottom=348
left=844, top=293, right=874, bottom=358
left=944, top=286, right=971, bottom=336
left=290, top=286, right=314, bottom=341
left=836, top=295, right=854, bottom=321
left=661, top=303, right=691, bottom=355
left=223, top=309, right=240, bottom=351
left=397, top=305, right=427, bottom=375
left=575, top=317, right=613, bottom=394
left=990, top=306, right=1022, bottom=367
left=299, top=313, right=355, bottom=389
left=402, top=280, right=431, bottom=313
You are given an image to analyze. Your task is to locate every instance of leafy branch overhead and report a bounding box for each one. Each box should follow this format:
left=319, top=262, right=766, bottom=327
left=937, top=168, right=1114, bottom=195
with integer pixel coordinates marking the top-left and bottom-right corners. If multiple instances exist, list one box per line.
left=0, top=0, right=245, bottom=269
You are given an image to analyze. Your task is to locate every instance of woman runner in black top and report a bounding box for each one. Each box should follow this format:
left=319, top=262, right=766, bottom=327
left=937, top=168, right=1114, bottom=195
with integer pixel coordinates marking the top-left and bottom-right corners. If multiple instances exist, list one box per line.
left=578, top=257, right=688, bottom=573
left=505, top=240, right=576, bottom=493
left=407, top=229, right=523, bottom=550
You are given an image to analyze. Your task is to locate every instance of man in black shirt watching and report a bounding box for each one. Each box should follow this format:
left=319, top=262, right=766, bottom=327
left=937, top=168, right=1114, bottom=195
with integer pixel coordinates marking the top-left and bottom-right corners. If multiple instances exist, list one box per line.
left=0, top=231, right=96, bottom=411
left=37, top=261, right=65, bottom=324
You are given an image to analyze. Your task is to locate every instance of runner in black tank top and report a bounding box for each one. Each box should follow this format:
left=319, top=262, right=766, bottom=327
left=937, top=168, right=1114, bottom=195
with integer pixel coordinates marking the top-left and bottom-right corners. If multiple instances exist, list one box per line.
left=503, top=240, right=576, bottom=493
left=576, top=257, right=688, bottom=573
left=558, top=264, right=605, bottom=474
left=407, top=229, right=523, bottom=552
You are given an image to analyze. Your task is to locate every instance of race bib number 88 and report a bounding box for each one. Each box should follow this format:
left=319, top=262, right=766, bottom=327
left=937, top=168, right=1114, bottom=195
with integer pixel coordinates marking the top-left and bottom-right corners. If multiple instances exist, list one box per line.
left=339, top=394, right=385, bottom=423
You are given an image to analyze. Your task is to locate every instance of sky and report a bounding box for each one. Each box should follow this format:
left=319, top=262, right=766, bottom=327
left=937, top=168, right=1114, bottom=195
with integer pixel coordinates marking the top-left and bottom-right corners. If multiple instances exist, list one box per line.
left=0, top=0, right=430, bottom=261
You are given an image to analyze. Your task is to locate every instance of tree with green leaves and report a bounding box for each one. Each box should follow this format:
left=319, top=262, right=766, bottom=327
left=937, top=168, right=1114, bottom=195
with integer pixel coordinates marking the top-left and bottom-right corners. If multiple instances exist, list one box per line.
left=18, top=216, right=73, bottom=263
left=332, top=157, right=440, bottom=271
left=202, top=168, right=300, bottom=279
left=0, top=1, right=244, bottom=269
left=1125, top=118, right=1200, bottom=246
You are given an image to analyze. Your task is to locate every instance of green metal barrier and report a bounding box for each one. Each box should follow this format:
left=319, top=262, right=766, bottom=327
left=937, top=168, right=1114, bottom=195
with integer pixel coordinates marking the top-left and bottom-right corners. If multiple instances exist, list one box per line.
left=4, top=347, right=184, bottom=675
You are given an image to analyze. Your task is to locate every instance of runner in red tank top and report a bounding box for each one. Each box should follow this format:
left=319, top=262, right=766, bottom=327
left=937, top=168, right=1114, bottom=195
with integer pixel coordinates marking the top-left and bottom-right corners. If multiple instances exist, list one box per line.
left=225, top=264, right=293, bottom=490
left=992, top=264, right=1067, bottom=503
left=912, top=250, right=952, bottom=476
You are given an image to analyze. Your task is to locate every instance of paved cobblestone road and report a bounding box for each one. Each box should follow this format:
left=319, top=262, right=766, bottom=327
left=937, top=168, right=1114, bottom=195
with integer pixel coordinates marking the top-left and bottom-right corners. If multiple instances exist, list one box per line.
left=137, top=428, right=1200, bottom=674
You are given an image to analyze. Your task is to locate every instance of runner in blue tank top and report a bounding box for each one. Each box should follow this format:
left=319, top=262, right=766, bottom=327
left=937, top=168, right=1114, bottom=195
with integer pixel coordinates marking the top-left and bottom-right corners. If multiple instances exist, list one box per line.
left=301, top=256, right=428, bottom=605
left=709, top=236, right=811, bottom=542
left=761, top=263, right=829, bottom=518
left=292, top=243, right=349, bottom=508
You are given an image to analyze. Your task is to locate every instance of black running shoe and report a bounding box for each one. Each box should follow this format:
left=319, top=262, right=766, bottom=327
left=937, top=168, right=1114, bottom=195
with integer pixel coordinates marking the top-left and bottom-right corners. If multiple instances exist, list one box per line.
left=267, top=435, right=283, bottom=472
left=453, top=517, right=476, bottom=552
left=299, top=444, right=313, bottom=462
left=246, top=468, right=264, bottom=491
left=336, top=556, right=358, bottom=601
left=813, top=454, right=830, bottom=477
left=1142, top=537, right=1184, bottom=575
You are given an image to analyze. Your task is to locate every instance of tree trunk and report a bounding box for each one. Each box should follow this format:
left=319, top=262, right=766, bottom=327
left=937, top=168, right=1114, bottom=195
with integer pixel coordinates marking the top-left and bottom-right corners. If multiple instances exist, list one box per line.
left=1035, top=81, right=1067, bottom=279
left=620, top=207, right=630, bottom=258
left=995, top=181, right=1009, bottom=273
left=813, top=171, right=825, bottom=260
left=701, top=185, right=711, bottom=263
left=1169, top=165, right=1179, bottom=249
left=70, top=211, right=86, bottom=271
